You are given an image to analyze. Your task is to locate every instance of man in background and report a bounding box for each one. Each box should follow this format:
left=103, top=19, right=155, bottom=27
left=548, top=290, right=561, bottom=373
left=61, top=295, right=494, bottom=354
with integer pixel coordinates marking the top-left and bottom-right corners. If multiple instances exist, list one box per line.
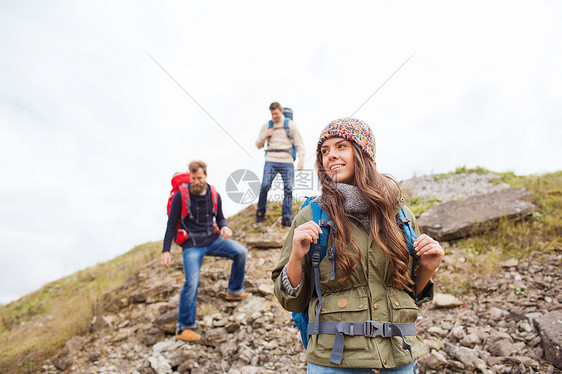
left=255, top=102, right=305, bottom=227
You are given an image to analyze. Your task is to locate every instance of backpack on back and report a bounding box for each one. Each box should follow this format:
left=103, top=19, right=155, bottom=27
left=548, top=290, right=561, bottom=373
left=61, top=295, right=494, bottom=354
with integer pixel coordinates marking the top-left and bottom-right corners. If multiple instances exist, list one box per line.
left=166, top=172, right=219, bottom=245
left=167, top=172, right=190, bottom=215
left=291, top=197, right=419, bottom=364
left=283, top=107, right=294, bottom=120
left=265, top=107, right=297, bottom=160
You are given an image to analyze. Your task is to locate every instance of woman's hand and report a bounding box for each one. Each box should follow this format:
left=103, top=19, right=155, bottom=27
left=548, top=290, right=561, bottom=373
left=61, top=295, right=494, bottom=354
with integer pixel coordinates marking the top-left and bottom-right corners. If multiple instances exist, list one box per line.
left=286, top=221, right=322, bottom=287
left=414, top=234, right=444, bottom=273
left=290, top=220, right=322, bottom=262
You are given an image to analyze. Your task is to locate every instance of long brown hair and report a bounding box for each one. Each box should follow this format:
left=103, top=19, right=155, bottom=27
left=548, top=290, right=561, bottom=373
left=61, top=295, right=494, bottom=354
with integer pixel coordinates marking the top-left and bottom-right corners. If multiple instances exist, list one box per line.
left=316, top=142, right=413, bottom=291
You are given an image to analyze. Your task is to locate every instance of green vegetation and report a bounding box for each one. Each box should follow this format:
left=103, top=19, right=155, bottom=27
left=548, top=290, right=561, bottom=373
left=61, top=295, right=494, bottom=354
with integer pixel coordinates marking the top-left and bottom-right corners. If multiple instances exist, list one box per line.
left=432, top=166, right=491, bottom=181
left=457, top=171, right=562, bottom=257
left=0, top=242, right=160, bottom=373
left=407, top=196, right=442, bottom=217
left=228, top=201, right=302, bottom=234
left=436, top=170, right=562, bottom=296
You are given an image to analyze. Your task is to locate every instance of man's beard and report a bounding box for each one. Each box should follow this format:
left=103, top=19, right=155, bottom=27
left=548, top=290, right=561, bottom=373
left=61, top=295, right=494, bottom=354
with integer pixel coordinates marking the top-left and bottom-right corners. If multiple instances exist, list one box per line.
left=190, top=183, right=206, bottom=195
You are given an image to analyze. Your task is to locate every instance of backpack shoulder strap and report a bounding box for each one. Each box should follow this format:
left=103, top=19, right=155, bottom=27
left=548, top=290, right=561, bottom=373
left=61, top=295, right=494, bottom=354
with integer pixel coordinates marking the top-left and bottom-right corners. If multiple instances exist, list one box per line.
left=397, top=206, right=420, bottom=303
left=397, top=207, right=416, bottom=256
left=285, top=119, right=297, bottom=160
left=209, top=185, right=219, bottom=215
left=266, top=120, right=274, bottom=147
left=283, top=118, right=293, bottom=140
left=179, top=183, right=191, bottom=220
left=306, top=198, right=337, bottom=337
left=309, top=200, right=329, bottom=261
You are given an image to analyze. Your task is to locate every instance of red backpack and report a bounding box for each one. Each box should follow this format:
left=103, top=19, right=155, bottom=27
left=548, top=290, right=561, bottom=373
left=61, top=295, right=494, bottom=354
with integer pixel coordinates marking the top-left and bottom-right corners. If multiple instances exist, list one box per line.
left=167, top=172, right=219, bottom=245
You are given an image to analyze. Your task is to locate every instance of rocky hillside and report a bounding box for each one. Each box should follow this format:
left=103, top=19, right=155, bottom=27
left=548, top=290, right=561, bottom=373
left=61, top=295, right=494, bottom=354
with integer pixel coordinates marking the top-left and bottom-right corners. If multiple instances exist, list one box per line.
left=2, top=170, right=561, bottom=374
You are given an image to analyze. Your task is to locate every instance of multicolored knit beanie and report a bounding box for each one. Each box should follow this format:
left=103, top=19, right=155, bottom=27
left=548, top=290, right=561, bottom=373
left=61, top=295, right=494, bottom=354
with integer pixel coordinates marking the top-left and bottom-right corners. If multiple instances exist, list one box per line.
left=316, top=118, right=376, bottom=161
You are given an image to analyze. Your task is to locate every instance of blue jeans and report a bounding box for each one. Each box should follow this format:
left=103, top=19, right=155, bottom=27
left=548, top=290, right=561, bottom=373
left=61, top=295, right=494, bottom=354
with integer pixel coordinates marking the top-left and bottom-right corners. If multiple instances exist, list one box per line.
left=256, top=161, right=294, bottom=218
left=307, top=362, right=416, bottom=374
left=177, top=237, right=248, bottom=330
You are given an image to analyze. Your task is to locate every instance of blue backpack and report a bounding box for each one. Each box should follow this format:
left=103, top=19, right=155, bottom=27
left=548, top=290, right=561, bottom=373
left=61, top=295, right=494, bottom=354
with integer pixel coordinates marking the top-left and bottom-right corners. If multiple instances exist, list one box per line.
left=291, top=197, right=420, bottom=365
left=265, top=108, right=297, bottom=160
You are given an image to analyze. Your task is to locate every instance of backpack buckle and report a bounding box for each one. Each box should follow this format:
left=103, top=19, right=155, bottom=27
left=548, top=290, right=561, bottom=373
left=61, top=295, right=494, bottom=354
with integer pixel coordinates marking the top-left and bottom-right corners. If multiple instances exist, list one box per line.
left=311, top=244, right=322, bottom=266
left=397, top=216, right=410, bottom=225
left=364, top=321, right=389, bottom=338
left=318, top=219, right=330, bottom=228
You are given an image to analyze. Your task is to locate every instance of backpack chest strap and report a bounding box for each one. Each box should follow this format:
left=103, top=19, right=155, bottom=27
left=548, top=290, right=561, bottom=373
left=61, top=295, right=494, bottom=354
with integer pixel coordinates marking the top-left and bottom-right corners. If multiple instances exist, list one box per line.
left=307, top=320, right=416, bottom=365
left=318, top=218, right=336, bottom=280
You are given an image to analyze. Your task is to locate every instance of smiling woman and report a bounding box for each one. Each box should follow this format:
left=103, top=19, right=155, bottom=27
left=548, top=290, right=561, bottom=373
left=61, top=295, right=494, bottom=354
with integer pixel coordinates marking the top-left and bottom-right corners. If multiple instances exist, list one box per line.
left=320, top=138, right=356, bottom=184
left=272, top=118, right=445, bottom=373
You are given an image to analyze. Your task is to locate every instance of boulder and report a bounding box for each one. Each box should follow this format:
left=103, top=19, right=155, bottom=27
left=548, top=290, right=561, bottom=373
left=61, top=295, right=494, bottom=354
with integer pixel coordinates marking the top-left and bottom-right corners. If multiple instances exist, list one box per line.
left=489, top=307, right=507, bottom=321
left=417, top=188, right=537, bottom=241
left=141, top=326, right=166, bottom=345
left=257, top=282, right=274, bottom=296
left=130, top=283, right=177, bottom=304
left=533, top=310, right=562, bottom=368
left=152, top=309, right=178, bottom=333
left=235, top=295, right=270, bottom=315
left=53, top=356, right=73, bottom=371
left=148, top=353, right=172, bottom=374
left=420, top=350, right=447, bottom=369
left=510, top=355, right=540, bottom=369
left=152, top=340, right=181, bottom=353
left=460, top=332, right=481, bottom=347
left=245, top=232, right=286, bottom=248
left=200, top=327, right=228, bottom=347
left=443, top=342, right=487, bottom=372
left=239, top=366, right=261, bottom=374
left=64, top=335, right=84, bottom=355
left=426, top=339, right=444, bottom=351
left=427, top=326, right=448, bottom=337
left=400, top=173, right=511, bottom=203
left=488, top=331, right=514, bottom=357
left=89, top=315, right=111, bottom=333
left=219, top=339, right=238, bottom=357
left=433, top=293, right=464, bottom=308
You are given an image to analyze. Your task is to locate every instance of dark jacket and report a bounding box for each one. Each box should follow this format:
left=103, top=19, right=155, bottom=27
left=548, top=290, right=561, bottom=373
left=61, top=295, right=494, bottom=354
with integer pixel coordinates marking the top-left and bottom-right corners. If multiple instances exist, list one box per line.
left=162, top=184, right=228, bottom=251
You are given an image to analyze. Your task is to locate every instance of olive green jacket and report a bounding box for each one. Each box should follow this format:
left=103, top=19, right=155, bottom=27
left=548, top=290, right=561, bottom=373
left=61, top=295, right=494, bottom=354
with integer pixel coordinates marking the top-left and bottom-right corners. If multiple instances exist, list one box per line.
left=271, top=205, right=433, bottom=369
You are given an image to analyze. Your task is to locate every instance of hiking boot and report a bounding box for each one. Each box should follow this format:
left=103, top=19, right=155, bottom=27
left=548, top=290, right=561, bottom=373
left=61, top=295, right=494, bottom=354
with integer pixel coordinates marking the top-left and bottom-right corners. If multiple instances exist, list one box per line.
left=225, top=292, right=251, bottom=301
left=282, top=217, right=292, bottom=227
left=253, top=212, right=265, bottom=227
left=176, top=328, right=200, bottom=342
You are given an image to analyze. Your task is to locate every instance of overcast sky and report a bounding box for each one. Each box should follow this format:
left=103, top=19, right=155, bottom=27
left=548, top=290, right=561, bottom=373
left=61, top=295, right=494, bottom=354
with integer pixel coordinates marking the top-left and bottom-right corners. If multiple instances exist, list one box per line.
left=1, top=0, right=561, bottom=304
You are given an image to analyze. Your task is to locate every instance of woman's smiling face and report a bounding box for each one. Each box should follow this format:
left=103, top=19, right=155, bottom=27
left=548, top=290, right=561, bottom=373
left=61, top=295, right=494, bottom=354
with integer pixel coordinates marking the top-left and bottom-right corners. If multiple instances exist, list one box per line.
left=320, top=137, right=355, bottom=184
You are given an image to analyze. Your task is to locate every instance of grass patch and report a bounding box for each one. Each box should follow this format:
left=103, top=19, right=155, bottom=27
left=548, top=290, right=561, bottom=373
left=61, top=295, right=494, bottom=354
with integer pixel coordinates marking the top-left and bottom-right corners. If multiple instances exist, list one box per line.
left=0, top=242, right=160, bottom=373
left=432, top=166, right=492, bottom=181
left=435, top=245, right=505, bottom=295
left=456, top=171, right=562, bottom=258
left=228, top=201, right=303, bottom=234
left=407, top=196, right=442, bottom=217
left=437, top=171, right=562, bottom=296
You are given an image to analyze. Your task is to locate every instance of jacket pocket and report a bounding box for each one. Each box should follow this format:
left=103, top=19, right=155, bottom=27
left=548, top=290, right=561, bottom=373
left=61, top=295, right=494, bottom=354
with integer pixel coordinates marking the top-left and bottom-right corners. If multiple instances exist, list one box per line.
left=388, top=291, right=419, bottom=323
left=312, top=294, right=370, bottom=353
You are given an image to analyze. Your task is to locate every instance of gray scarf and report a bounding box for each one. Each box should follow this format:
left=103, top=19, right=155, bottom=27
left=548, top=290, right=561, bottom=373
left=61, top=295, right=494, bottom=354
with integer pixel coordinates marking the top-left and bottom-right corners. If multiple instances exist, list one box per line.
left=333, top=183, right=371, bottom=229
